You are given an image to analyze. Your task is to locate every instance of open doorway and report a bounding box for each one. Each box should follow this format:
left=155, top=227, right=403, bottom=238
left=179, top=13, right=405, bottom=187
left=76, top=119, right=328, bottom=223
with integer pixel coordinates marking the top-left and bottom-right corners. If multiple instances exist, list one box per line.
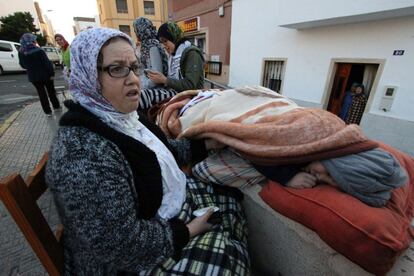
left=327, top=62, right=379, bottom=124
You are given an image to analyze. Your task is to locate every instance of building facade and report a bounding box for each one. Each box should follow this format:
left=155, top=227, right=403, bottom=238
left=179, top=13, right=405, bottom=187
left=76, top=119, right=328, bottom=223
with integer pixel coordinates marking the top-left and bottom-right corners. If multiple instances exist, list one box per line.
left=96, top=0, right=168, bottom=40
left=168, top=0, right=232, bottom=85
left=34, top=2, right=55, bottom=45
left=73, top=16, right=100, bottom=35
left=229, top=0, right=414, bottom=156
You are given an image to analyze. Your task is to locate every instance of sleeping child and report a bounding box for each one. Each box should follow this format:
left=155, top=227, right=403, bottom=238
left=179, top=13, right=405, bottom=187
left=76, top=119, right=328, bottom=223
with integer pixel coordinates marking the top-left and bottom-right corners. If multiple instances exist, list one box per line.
left=253, top=148, right=408, bottom=207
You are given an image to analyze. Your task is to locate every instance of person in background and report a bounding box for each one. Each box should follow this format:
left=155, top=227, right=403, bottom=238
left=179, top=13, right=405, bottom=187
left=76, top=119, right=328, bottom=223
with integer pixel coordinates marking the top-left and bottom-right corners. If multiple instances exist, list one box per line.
left=133, top=17, right=177, bottom=113
left=133, top=17, right=168, bottom=89
left=54, top=34, right=70, bottom=81
left=18, top=33, right=60, bottom=116
left=345, top=84, right=367, bottom=124
left=339, top=82, right=358, bottom=122
left=46, top=28, right=249, bottom=275
left=148, top=21, right=204, bottom=92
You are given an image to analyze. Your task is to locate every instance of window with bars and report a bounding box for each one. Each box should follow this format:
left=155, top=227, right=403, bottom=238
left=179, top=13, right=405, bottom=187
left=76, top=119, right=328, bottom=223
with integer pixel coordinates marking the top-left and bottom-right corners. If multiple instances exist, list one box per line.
left=116, top=0, right=128, bottom=13
left=119, top=25, right=131, bottom=36
left=144, top=1, right=155, bottom=15
left=262, top=60, right=285, bottom=93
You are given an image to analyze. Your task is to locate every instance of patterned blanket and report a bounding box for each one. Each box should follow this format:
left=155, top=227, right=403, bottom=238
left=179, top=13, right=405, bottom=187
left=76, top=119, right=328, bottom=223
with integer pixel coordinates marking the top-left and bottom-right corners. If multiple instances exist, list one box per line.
left=157, top=86, right=377, bottom=165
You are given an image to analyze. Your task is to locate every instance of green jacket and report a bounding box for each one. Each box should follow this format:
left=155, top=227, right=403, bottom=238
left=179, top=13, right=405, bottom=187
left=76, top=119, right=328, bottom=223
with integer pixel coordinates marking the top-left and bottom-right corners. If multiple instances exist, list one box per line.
left=61, top=46, right=70, bottom=70
left=166, top=45, right=204, bottom=92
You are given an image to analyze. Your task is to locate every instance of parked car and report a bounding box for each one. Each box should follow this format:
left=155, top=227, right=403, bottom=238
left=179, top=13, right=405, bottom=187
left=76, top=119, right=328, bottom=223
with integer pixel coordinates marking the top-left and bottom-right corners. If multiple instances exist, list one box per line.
left=41, top=46, right=62, bottom=68
left=0, top=40, right=26, bottom=75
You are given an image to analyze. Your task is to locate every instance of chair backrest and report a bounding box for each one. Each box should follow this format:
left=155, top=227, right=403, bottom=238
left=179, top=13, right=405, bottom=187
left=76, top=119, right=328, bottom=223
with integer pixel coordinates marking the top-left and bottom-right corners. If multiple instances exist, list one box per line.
left=0, top=153, right=64, bottom=276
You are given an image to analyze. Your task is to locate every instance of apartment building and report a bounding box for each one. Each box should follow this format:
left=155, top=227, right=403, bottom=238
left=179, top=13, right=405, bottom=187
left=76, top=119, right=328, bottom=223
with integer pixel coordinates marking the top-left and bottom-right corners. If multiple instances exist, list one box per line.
left=73, top=16, right=100, bottom=35
left=168, top=0, right=232, bottom=85
left=96, top=0, right=168, bottom=40
left=230, top=0, right=414, bottom=156
left=34, top=2, right=55, bottom=45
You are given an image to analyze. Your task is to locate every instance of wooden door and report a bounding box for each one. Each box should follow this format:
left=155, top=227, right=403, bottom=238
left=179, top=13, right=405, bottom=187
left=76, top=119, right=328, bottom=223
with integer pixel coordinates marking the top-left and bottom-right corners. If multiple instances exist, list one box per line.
left=327, top=63, right=352, bottom=115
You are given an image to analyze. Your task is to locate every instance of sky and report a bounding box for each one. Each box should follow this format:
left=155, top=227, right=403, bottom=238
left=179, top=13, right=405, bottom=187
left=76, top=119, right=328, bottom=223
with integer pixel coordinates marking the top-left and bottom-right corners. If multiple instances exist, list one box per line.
left=36, top=0, right=99, bottom=42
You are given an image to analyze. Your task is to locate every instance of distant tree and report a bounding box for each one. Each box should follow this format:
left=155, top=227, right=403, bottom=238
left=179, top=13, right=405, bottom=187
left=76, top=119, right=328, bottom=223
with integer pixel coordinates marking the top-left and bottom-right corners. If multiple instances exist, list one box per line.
left=0, top=12, right=44, bottom=44
left=36, top=33, right=47, bottom=46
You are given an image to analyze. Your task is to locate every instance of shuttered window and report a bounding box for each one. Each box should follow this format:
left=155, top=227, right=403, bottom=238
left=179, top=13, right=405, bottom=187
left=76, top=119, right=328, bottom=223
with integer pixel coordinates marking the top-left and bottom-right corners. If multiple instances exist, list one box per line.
left=144, top=1, right=155, bottom=15
left=116, top=0, right=128, bottom=13
left=262, top=60, right=284, bottom=93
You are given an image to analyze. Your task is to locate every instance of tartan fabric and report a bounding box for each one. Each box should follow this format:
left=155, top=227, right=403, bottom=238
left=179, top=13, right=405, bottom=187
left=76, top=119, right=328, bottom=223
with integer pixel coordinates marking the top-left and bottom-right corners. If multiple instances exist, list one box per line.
left=192, top=149, right=266, bottom=189
left=139, top=87, right=177, bottom=110
left=345, top=95, right=367, bottom=125
left=142, top=177, right=250, bottom=275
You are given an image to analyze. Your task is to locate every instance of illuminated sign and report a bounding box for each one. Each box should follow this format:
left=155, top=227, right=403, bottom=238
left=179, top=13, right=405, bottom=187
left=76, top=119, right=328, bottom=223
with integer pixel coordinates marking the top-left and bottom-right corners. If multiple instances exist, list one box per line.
left=178, top=17, right=199, bottom=32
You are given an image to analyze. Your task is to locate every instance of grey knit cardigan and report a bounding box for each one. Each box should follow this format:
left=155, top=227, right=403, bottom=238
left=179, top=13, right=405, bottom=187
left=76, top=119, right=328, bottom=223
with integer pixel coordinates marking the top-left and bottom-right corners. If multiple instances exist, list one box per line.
left=46, top=102, right=188, bottom=275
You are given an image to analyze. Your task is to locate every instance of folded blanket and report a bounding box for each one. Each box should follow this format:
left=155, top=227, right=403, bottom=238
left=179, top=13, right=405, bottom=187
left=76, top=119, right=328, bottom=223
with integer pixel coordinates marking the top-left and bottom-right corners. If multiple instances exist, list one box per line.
left=158, top=86, right=378, bottom=165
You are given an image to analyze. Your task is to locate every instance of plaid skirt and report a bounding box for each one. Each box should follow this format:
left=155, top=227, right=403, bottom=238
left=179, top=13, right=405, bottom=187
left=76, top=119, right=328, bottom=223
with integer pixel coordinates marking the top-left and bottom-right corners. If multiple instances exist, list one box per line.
left=142, top=177, right=250, bottom=275
left=139, top=87, right=177, bottom=111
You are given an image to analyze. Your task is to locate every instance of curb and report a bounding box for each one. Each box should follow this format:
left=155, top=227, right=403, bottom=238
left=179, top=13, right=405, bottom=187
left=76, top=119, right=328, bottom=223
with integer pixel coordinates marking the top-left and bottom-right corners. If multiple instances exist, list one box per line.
left=0, top=110, right=22, bottom=137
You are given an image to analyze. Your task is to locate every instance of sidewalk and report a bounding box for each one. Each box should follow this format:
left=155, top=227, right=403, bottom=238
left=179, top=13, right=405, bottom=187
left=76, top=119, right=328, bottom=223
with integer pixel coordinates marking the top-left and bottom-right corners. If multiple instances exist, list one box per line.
left=0, top=96, right=65, bottom=275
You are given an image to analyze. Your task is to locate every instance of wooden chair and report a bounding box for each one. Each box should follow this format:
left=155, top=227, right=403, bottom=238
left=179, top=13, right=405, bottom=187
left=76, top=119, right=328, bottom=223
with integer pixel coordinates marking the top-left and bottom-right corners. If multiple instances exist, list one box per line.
left=0, top=153, right=64, bottom=276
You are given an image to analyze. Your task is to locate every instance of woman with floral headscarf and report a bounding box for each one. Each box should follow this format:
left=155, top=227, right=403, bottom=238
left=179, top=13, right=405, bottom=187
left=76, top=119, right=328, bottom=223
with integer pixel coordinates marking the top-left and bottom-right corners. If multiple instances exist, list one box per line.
left=46, top=27, right=249, bottom=275
left=133, top=17, right=177, bottom=112
left=18, top=33, right=60, bottom=115
left=133, top=17, right=168, bottom=86
left=147, top=21, right=205, bottom=92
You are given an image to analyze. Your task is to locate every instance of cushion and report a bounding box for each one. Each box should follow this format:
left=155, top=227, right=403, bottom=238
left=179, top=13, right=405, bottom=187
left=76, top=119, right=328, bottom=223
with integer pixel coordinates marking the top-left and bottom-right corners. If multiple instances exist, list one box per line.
left=192, top=148, right=265, bottom=189
left=259, top=143, right=414, bottom=275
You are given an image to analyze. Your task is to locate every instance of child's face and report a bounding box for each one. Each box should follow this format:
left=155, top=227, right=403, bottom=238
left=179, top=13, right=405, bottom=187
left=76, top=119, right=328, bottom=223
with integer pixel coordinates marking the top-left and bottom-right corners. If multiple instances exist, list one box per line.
left=355, top=87, right=363, bottom=94
left=304, top=161, right=337, bottom=187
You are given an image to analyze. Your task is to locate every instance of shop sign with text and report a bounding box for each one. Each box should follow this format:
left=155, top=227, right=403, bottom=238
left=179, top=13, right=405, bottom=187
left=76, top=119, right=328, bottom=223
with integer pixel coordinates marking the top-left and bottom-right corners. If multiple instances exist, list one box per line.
left=178, top=17, right=199, bottom=32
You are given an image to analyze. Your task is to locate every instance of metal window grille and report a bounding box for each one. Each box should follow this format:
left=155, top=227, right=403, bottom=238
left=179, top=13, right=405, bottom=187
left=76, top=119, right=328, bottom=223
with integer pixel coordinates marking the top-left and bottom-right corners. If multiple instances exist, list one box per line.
left=116, top=0, right=128, bottom=13
left=206, top=61, right=222, bottom=76
left=262, top=60, right=284, bottom=93
left=144, top=1, right=155, bottom=15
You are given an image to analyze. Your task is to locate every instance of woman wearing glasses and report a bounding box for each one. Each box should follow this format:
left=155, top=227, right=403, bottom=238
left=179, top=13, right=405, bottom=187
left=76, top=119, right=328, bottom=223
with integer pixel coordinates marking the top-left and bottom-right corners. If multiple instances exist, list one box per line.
left=46, top=28, right=249, bottom=275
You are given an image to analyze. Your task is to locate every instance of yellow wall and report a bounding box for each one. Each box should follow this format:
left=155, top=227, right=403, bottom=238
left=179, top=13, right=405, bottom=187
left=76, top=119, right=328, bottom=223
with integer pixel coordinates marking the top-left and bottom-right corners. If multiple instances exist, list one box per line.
left=96, top=0, right=168, bottom=41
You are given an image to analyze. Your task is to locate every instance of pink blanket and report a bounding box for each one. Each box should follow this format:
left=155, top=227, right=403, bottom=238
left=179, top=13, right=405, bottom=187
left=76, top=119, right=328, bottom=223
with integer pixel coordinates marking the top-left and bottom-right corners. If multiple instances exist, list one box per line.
left=157, top=87, right=377, bottom=165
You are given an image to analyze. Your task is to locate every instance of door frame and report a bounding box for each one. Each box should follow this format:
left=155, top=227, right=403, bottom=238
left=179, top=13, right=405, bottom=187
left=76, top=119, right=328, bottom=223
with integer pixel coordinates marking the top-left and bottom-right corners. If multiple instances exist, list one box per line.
left=322, top=58, right=386, bottom=113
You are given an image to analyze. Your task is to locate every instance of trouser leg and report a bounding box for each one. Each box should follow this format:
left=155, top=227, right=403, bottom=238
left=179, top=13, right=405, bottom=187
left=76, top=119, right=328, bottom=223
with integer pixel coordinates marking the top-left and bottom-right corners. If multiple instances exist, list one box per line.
left=32, top=81, right=52, bottom=114
left=45, top=79, right=60, bottom=109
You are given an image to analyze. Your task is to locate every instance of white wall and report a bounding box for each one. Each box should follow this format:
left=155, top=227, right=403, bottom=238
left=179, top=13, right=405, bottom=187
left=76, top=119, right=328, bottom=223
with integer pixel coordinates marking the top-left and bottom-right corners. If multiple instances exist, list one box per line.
left=230, top=0, right=414, bottom=122
left=277, top=0, right=414, bottom=26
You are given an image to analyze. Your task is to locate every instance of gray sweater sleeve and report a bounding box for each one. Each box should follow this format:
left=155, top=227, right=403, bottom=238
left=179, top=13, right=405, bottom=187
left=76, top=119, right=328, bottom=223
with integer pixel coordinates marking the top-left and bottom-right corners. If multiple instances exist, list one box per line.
left=46, top=127, right=177, bottom=271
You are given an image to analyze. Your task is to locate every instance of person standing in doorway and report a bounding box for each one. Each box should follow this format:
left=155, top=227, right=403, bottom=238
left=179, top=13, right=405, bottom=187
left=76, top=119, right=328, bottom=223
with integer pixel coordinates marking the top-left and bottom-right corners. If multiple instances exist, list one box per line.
left=345, top=84, right=367, bottom=124
left=18, top=33, right=60, bottom=116
left=339, top=82, right=358, bottom=121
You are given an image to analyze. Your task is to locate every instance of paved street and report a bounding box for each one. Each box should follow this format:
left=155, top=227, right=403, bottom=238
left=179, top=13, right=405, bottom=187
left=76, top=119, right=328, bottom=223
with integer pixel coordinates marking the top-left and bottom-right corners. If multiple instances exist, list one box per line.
left=0, top=95, right=66, bottom=275
left=0, top=69, right=65, bottom=124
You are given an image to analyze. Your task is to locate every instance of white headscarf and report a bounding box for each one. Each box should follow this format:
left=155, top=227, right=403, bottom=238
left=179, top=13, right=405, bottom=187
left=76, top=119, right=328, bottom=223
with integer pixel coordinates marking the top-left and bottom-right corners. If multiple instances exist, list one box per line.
left=70, top=28, right=186, bottom=219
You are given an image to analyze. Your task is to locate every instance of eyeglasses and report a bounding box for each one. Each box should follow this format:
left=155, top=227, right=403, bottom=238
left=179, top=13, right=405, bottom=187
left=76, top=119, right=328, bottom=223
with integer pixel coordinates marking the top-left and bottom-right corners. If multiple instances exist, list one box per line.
left=98, top=64, right=144, bottom=78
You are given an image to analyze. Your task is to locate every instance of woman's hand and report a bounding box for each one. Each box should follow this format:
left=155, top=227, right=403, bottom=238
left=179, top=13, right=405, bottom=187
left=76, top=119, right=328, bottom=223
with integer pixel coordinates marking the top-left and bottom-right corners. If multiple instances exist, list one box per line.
left=186, top=208, right=214, bottom=238
left=148, top=71, right=167, bottom=85
left=286, top=172, right=317, bottom=189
